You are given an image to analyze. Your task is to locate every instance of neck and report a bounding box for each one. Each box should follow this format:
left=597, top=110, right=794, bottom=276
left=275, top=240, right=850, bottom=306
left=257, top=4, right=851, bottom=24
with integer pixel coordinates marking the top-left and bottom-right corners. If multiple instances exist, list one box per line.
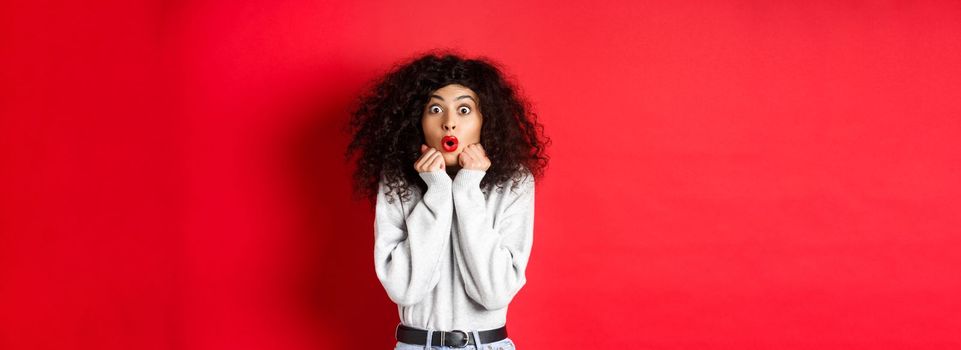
left=446, top=165, right=460, bottom=177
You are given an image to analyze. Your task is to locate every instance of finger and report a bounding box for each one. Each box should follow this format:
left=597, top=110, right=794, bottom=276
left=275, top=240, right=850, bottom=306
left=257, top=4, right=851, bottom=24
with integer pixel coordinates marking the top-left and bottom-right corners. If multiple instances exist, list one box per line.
left=469, top=144, right=489, bottom=168
left=425, top=149, right=441, bottom=171
left=416, top=148, right=436, bottom=169
left=430, top=152, right=444, bottom=170
left=473, top=143, right=486, bottom=156
left=428, top=150, right=442, bottom=166
left=459, top=150, right=473, bottom=167
left=415, top=149, right=428, bottom=169
left=465, top=144, right=482, bottom=160
left=421, top=144, right=428, bottom=153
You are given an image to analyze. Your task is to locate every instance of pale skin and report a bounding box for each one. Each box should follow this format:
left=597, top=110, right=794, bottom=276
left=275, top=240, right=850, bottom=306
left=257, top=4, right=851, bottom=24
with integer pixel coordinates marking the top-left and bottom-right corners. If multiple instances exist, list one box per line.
left=414, top=84, right=492, bottom=177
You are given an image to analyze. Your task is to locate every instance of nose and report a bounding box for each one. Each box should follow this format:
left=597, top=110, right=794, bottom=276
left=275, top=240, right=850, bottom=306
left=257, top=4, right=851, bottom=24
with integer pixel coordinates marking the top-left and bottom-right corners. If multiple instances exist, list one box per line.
left=442, top=113, right=456, bottom=131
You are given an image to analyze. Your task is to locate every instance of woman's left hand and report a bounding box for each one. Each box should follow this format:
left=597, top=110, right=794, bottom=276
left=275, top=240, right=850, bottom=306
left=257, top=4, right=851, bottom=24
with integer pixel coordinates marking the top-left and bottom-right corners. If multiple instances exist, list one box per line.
left=458, top=143, right=491, bottom=171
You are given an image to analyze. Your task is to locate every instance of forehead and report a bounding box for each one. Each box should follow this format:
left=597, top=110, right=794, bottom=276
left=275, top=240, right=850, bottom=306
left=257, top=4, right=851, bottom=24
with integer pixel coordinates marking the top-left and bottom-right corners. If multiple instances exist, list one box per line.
left=430, top=84, right=478, bottom=99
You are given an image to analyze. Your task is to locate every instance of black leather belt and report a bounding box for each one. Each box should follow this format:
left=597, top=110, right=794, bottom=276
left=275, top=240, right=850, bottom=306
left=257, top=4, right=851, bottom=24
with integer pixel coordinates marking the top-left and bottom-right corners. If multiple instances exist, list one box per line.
left=395, top=323, right=508, bottom=348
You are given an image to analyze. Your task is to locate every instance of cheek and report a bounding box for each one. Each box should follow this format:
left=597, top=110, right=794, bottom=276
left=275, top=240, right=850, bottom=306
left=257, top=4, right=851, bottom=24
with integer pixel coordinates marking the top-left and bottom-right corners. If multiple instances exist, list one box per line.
left=421, top=120, right=438, bottom=137
left=466, top=121, right=482, bottom=141
left=422, top=114, right=440, bottom=128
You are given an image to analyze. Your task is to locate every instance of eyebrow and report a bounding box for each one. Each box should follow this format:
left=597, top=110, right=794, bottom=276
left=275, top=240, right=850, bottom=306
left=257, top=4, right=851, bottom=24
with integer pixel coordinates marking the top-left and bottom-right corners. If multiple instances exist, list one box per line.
left=430, top=94, right=476, bottom=102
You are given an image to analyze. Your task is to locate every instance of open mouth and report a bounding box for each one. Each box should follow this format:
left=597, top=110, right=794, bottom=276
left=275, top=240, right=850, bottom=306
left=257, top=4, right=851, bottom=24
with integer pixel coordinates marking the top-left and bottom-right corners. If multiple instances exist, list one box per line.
left=441, top=135, right=459, bottom=152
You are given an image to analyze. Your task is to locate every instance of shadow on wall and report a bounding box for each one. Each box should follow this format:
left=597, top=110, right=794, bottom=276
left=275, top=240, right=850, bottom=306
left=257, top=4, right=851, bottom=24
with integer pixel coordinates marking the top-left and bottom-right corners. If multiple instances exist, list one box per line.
left=276, top=62, right=399, bottom=348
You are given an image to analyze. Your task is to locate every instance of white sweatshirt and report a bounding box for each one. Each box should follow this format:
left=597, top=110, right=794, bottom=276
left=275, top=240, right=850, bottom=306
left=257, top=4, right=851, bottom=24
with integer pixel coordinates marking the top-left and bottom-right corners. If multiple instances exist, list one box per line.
left=373, top=168, right=535, bottom=331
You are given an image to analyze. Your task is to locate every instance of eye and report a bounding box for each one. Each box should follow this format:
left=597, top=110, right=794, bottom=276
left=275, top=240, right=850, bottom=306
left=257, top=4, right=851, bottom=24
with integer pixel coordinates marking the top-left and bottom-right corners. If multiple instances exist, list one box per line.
left=458, top=106, right=471, bottom=114
left=429, top=105, right=442, bottom=114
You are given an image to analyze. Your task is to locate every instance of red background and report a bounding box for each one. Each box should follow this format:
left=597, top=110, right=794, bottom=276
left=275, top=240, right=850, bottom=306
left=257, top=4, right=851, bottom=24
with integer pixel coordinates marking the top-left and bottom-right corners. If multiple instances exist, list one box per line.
left=2, top=0, right=960, bottom=349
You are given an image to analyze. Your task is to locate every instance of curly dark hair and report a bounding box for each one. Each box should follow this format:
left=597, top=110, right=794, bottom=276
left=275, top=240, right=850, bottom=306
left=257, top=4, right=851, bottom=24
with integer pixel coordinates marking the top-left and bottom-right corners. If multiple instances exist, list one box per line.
left=343, top=49, right=550, bottom=207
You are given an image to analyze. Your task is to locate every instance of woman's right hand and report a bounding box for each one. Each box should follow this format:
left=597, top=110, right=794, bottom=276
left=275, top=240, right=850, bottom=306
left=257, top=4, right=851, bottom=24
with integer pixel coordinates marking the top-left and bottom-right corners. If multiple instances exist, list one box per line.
left=414, top=144, right=445, bottom=173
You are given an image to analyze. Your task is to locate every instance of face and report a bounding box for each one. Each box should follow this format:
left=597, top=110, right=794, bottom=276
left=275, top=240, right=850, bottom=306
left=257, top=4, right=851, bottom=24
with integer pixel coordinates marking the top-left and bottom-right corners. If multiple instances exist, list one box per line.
left=421, top=84, right=483, bottom=167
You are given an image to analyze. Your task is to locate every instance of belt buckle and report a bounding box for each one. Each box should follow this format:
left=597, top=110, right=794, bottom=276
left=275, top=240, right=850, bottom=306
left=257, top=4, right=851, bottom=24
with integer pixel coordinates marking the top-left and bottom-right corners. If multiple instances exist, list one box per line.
left=443, top=329, right=469, bottom=348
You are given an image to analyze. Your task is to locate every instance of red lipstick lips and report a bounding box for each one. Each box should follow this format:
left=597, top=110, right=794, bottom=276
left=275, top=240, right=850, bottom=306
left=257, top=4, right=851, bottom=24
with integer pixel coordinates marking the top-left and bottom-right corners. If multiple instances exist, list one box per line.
left=441, top=135, right=459, bottom=152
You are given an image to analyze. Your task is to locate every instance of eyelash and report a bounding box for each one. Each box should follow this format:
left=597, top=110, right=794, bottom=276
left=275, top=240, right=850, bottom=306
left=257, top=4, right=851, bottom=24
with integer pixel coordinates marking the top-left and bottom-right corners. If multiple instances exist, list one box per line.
left=429, top=104, right=472, bottom=115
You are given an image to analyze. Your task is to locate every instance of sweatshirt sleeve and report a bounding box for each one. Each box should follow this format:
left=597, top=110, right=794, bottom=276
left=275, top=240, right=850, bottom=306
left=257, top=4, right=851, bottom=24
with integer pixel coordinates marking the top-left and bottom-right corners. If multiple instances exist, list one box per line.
left=373, top=170, right=453, bottom=307
left=451, top=169, right=535, bottom=310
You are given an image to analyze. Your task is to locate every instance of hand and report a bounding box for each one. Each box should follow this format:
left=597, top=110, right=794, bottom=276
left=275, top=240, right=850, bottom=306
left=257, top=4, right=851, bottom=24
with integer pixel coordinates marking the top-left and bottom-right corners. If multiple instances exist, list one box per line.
left=415, top=144, right=445, bottom=173
left=457, top=143, right=491, bottom=171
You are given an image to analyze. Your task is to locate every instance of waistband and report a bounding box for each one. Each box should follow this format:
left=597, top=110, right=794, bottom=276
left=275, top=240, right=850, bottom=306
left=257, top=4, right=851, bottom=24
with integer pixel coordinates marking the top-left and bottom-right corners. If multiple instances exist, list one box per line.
left=395, top=323, right=508, bottom=348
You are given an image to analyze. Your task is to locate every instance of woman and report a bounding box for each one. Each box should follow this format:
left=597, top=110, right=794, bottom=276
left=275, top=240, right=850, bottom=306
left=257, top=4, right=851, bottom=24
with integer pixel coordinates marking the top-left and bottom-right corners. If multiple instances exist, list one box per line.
left=346, top=50, right=550, bottom=349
